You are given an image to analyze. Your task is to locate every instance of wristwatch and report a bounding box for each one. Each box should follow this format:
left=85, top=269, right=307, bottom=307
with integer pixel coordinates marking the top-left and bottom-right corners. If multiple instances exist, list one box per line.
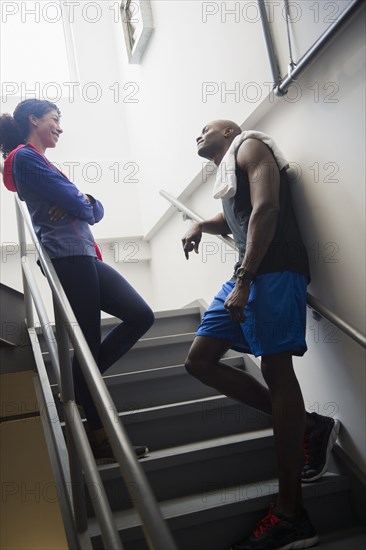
left=235, top=266, right=255, bottom=282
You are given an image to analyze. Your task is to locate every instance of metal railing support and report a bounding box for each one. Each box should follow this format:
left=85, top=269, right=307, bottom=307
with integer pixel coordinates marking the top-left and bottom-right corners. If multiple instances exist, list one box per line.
left=64, top=402, right=124, bottom=550
left=15, top=200, right=34, bottom=328
left=54, top=301, right=89, bottom=535
left=21, top=260, right=61, bottom=387
left=257, top=0, right=282, bottom=87
left=63, top=319, right=177, bottom=550
left=258, top=0, right=363, bottom=96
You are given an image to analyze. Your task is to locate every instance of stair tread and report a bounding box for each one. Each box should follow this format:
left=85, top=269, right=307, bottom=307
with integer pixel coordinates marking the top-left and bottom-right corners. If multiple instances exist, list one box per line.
left=101, top=305, right=202, bottom=325
left=313, top=526, right=366, bottom=549
left=145, top=428, right=274, bottom=459
left=97, top=429, right=275, bottom=478
left=43, top=332, right=245, bottom=355
left=87, top=473, right=350, bottom=536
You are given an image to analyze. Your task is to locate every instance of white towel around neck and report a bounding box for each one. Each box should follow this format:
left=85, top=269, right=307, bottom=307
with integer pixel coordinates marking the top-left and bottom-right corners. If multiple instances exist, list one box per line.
left=212, top=131, right=289, bottom=200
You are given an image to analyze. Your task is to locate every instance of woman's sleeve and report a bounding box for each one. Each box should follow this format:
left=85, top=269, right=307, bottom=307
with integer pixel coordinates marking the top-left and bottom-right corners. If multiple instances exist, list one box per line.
left=15, top=148, right=104, bottom=225
left=85, top=194, right=104, bottom=223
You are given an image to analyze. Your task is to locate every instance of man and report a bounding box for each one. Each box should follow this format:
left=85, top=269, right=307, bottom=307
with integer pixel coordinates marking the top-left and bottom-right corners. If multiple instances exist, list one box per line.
left=181, top=120, right=340, bottom=549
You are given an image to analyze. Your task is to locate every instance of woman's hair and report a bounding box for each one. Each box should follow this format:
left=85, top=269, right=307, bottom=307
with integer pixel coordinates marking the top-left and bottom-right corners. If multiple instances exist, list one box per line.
left=0, top=99, right=61, bottom=158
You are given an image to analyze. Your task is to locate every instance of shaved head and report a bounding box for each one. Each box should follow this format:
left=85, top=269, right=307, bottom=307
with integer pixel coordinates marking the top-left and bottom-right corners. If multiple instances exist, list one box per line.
left=208, top=120, right=242, bottom=136
left=196, top=119, right=242, bottom=164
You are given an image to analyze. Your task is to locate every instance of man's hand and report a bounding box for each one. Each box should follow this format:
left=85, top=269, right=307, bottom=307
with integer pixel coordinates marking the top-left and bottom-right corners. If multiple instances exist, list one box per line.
left=182, top=223, right=202, bottom=259
left=49, top=204, right=69, bottom=221
left=224, top=282, right=250, bottom=322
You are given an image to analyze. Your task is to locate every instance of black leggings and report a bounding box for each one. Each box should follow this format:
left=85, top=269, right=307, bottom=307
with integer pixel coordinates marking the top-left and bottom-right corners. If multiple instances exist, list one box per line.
left=52, top=255, right=154, bottom=430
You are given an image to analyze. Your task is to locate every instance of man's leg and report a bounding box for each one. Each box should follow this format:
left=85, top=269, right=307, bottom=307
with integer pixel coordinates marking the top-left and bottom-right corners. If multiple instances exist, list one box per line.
left=185, top=336, right=272, bottom=416
left=261, top=351, right=305, bottom=518
left=231, top=351, right=318, bottom=550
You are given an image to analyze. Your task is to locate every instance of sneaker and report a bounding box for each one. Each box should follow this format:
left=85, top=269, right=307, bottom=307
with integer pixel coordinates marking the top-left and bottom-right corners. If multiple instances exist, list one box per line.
left=231, top=504, right=319, bottom=549
left=91, top=439, right=149, bottom=465
left=302, top=413, right=340, bottom=483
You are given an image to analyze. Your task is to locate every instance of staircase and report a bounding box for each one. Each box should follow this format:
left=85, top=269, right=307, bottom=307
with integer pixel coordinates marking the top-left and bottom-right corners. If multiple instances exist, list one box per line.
left=38, top=304, right=362, bottom=549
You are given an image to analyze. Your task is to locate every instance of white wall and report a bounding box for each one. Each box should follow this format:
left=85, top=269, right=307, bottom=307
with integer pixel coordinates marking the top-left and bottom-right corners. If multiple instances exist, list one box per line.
left=0, top=0, right=142, bottom=242
left=111, top=0, right=272, bottom=233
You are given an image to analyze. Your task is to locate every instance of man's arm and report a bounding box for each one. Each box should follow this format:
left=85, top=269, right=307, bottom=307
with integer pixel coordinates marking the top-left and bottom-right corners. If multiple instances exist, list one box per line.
left=182, top=212, right=231, bottom=259
left=237, top=138, right=280, bottom=274
left=224, top=138, right=280, bottom=321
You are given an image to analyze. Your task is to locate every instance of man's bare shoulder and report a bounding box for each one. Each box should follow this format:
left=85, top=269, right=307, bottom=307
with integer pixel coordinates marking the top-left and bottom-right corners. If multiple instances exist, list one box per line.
left=236, top=138, right=276, bottom=170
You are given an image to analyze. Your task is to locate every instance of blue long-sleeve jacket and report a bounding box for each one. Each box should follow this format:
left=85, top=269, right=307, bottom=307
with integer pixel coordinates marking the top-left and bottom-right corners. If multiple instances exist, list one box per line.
left=10, top=144, right=104, bottom=259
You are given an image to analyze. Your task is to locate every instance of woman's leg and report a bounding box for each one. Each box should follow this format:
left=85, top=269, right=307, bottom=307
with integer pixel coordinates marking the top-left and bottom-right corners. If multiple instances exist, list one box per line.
left=52, top=256, right=103, bottom=430
left=95, top=260, right=155, bottom=373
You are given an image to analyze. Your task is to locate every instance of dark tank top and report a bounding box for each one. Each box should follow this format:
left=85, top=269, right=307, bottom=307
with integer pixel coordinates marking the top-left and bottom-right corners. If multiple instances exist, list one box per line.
left=222, top=151, right=310, bottom=280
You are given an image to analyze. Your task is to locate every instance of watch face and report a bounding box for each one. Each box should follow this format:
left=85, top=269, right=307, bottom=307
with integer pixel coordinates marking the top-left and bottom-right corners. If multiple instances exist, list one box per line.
left=236, top=267, right=254, bottom=280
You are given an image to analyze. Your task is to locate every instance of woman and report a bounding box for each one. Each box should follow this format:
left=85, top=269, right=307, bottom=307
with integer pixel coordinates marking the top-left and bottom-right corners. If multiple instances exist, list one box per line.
left=0, top=99, right=154, bottom=463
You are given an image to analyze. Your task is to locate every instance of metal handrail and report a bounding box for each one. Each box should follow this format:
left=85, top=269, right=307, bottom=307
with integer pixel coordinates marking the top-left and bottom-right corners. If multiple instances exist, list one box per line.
left=15, top=195, right=177, bottom=550
left=160, top=189, right=236, bottom=250
left=160, top=189, right=366, bottom=349
left=258, top=0, right=363, bottom=96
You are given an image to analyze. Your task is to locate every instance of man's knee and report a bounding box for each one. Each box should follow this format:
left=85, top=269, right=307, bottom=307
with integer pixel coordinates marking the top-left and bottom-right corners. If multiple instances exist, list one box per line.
left=261, top=352, right=294, bottom=388
left=185, top=354, right=211, bottom=380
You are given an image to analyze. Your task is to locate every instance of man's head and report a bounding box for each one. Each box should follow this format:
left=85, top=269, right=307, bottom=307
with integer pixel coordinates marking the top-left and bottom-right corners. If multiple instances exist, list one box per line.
left=196, top=120, right=241, bottom=165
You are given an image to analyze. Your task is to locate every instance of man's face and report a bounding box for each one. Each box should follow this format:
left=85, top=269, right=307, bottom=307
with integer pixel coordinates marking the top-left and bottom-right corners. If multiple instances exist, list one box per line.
left=196, top=122, right=226, bottom=160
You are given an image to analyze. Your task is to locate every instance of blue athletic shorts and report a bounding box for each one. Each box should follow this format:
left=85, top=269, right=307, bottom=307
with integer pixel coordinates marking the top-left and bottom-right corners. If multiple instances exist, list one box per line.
left=196, top=271, right=308, bottom=357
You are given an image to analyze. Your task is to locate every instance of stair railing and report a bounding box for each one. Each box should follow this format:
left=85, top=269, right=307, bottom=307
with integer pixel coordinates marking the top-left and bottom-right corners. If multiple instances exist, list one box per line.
left=258, top=0, right=363, bottom=97
left=160, top=189, right=366, bottom=350
left=15, top=194, right=177, bottom=550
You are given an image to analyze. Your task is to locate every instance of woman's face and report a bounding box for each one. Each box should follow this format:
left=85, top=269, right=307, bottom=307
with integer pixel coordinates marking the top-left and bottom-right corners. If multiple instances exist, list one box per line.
left=31, top=109, right=63, bottom=149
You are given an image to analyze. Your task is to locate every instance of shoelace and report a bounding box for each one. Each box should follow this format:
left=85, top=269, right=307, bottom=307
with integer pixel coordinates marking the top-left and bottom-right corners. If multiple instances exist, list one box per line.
left=253, top=505, right=282, bottom=538
left=303, top=434, right=311, bottom=465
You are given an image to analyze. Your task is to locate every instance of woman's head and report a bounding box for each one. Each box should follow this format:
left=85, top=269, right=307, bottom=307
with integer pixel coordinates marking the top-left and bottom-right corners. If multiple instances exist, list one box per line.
left=0, top=99, right=61, bottom=158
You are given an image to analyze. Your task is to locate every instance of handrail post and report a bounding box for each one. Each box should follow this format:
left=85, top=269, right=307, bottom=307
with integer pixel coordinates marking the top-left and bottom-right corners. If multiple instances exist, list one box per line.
left=64, top=402, right=124, bottom=550
left=15, top=199, right=34, bottom=328
left=21, top=260, right=61, bottom=388
left=257, top=0, right=282, bottom=87
left=68, top=323, right=178, bottom=550
left=54, top=300, right=89, bottom=536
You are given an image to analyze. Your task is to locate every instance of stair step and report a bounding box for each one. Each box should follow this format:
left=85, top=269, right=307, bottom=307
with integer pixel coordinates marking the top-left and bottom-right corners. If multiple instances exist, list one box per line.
left=307, top=526, right=366, bottom=549
left=85, top=429, right=276, bottom=514
left=44, top=332, right=200, bottom=384
left=37, top=306, right=202, bottom=353
left=60, top=395, right=272, bottom=450
left=118, top=396, right=272, bottom=451
left=88, top=474, right=353, bottom=550
left=52, top=356, right=245, bottom=419
left=102, top=307, right=202, bottom=340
